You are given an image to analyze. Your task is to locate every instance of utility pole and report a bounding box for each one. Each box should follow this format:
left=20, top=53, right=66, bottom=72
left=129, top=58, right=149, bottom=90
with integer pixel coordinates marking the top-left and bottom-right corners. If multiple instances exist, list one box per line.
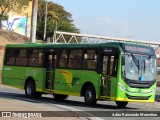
left=30, top=0, right=38, bottom=43
left=53, top=20, right=58, bottom=43
left=25, top=13, right=28, bottom=36
left=43, top=0, right=48, bottom=41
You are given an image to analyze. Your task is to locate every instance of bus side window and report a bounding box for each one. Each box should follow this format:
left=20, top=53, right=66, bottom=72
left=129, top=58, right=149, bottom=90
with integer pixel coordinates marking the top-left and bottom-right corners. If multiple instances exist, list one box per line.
left=103, top=56, right=109, bottom=74
left=54, top=55, right=57, bottom=68
left=68, top=50, right=82, bottom=69
left=82, top=50, right=98, bottom=70
left=15, top=49, right=28, bottom=66
left=5, top=49, right=16, bottom=65
left=59, top=50, right=68, bottom=68
left=29, top=50, right=43, bottom=67
left=110, top=55, right=118, bottom=76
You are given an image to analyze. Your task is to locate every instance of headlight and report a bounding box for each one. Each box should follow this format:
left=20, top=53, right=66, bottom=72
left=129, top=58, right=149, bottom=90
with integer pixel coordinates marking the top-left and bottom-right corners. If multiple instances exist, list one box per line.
left=118, top=82, right=126, bottom=91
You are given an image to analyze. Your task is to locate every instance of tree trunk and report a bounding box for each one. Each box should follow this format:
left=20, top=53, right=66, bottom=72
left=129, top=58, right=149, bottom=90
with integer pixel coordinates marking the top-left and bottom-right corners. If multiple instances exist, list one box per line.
left=0, top=18, right=2, bottom=28
left=0, top=13, right=5, bottom=28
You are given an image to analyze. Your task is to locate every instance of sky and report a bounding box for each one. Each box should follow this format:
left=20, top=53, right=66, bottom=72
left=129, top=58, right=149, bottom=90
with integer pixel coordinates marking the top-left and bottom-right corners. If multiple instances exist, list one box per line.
left=50, top=0, right=160, bottom=42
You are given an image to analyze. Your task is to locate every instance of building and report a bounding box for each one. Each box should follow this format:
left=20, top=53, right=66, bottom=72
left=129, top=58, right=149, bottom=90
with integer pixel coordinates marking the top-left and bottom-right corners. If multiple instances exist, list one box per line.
left=156, top=47, right=160, bottom=74
left=1, top=0, right=32, bottom=37
left=156, top=47, right=160, bottom=58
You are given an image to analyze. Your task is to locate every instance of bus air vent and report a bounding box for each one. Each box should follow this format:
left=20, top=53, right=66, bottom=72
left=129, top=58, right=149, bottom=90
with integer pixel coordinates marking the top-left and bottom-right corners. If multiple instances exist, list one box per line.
left=126, top=94, right=151, bottom=100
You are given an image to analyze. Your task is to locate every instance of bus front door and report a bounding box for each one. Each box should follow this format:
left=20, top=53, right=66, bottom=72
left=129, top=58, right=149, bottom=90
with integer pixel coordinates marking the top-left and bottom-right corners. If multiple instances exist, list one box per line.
left=100, top=54, right=118, bottom=98
left=45, top=53, right=57, bottom=91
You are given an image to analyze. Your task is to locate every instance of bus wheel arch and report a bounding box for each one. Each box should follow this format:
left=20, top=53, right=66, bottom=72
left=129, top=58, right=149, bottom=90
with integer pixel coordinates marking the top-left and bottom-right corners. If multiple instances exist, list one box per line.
left=24, top=77, right=42, bottom=98
left=81, top=82, right=97, bottom=106
left=24, top=77, right=34, bottom=89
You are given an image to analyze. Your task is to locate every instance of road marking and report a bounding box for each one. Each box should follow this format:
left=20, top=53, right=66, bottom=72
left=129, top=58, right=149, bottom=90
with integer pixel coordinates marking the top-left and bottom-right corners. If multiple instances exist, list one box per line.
left=56, top=104, right=104, bottom=120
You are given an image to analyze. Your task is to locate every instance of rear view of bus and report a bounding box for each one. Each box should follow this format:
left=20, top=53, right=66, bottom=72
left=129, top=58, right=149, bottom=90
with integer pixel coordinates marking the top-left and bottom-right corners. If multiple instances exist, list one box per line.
left=116, top=43, right=157, bottom=107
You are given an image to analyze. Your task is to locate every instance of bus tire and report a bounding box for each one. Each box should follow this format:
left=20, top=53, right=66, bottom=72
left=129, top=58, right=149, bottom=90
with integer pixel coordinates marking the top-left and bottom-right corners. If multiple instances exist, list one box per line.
left=84, top=86, right=97, bottom=106
left=53, top=94, right=68, bottom=100
left=25, top=80, right=36, bottom=98
left=116, top=101, right=128, bottom=108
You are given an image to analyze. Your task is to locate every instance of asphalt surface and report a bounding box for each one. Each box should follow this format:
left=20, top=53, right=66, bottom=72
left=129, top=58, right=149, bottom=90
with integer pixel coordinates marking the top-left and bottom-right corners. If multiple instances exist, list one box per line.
left=0, top=84, right=160, bottom=120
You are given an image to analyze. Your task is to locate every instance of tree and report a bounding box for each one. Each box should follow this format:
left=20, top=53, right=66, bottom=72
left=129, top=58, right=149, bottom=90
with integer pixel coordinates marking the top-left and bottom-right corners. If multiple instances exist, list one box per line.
left=0, top=0, right=29, bottom=27
left=36, top=0, right=80, bottom=41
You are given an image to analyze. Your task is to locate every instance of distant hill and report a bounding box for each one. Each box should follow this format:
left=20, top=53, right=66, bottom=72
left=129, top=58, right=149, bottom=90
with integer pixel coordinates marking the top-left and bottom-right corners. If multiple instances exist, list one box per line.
left=0, top=29, right=29, bottom=44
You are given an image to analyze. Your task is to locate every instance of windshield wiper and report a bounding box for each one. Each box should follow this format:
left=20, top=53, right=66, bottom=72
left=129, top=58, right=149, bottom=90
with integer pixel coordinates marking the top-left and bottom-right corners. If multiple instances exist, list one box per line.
left=143, top=60, right=146, bottom=73
left=131, top=54, right=140, bottom=72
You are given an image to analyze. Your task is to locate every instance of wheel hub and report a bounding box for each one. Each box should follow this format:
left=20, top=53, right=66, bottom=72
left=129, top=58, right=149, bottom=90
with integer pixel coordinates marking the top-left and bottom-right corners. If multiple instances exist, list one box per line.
left=86, top=91, right=92, bottom=100
left=27, top=84, right=32, bottom=95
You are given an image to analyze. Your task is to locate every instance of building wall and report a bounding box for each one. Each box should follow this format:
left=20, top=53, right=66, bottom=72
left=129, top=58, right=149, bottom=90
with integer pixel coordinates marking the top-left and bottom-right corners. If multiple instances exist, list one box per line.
left=156, top=48, right=160, bottom=74
left=1, top=1, right=32, bottom=37
left=156, top=48, right=160, bottom=58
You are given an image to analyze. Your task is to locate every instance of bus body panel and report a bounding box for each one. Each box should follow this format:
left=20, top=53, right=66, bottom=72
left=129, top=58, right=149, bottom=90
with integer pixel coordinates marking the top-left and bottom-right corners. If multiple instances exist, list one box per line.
left=2, top=66, right=45, bottom=92
left=110, top=76, right=117, bottom=100
left=116, top=78, right=156, bottom=102
left=54, top=69, right=100, bottom=97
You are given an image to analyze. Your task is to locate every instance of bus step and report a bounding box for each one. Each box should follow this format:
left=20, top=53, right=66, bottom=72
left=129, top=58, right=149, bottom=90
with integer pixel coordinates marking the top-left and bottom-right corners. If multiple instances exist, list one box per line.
left=99, top=96, right=111, bottom=100
left=44, top=89, right=54, bottom=93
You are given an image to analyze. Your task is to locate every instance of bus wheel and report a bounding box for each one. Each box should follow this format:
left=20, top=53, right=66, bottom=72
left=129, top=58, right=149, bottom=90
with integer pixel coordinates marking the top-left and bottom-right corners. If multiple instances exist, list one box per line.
left=84, top=86, right=97, bottom=106
left=25, top=80, right=36, bottom=98
left=116, top=101, right=128, bottom=108
left=53, top=94, right=68, bottom=100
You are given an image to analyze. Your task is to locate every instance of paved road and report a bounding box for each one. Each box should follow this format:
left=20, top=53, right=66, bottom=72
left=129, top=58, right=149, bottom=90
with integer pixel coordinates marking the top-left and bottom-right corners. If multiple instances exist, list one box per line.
left=0, top=84, right=160, bottom=120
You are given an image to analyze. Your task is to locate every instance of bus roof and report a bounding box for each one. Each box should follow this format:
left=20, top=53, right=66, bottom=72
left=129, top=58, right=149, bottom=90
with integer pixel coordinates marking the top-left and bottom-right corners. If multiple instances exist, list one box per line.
left=5, top=42, right=152, bottom=49
left=5, top=42, right=118, bottom=49
left=5, top=42, right=155, bottom=56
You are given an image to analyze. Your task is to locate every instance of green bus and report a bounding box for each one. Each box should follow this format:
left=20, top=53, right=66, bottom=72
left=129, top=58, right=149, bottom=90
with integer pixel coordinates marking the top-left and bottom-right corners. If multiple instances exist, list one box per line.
left=2, top=42, right=157, bottom=108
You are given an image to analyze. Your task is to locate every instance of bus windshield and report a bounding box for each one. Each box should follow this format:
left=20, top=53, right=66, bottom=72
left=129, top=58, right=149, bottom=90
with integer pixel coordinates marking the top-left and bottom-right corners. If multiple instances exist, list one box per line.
left=122, top=53, right=157, bottom=81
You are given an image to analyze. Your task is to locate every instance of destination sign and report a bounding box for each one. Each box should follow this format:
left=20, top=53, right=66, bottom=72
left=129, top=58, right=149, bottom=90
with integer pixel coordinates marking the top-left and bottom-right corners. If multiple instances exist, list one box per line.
left=125, top=45, right=150, bottom=53
left=122, top=44, right=155, bottom=55
left=103, top=48, right=118, bottom=54
left=104, top=48, right=113, bottom=53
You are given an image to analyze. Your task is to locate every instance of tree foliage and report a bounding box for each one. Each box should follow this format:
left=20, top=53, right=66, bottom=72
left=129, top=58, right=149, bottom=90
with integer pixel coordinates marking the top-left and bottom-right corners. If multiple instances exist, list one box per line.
left=0, top=0, right=29, bottom=27
left=36, top=0, right=80, bottom=41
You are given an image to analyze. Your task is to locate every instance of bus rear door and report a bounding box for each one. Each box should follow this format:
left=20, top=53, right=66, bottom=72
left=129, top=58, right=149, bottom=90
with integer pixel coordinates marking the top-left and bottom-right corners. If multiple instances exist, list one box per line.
left=45, top=51, right=57, bottom=91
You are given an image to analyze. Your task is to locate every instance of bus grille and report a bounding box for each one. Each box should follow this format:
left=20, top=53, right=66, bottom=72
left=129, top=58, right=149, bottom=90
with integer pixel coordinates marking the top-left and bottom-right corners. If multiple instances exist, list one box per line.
left=129, top=81, right=152, bottom=88
left=126, top=94, right=151, bottom=100
left=122, top=76, right=156, bottom=88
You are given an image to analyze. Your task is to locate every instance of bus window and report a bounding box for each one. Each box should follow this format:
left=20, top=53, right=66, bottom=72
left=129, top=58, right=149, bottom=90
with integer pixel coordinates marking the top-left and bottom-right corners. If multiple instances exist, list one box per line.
left=5, top=49, right=16, bottom=65
left=110, top=55, right=118, bottom=76
left=102, top=56, right=109, bottom=74
left=54, top=55, right=57, bottom=68
left=103, top=54, right=118, bottom=76
left=68, top=50, right=82, bottom=69
left=82, top=50, right=98, bottom=70
left=15, top=49, right=28, bottom=66
left=59, top=50, right=68, bottom=68
left=28, top=50, right=43, bottom=67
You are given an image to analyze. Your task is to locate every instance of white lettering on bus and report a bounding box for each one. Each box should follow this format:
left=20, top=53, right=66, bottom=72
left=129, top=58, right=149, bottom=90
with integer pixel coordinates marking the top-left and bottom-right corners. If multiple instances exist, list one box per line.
left=4, top=68, right=11, bottom=71
left=25, top=69, right=37, bottom=77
